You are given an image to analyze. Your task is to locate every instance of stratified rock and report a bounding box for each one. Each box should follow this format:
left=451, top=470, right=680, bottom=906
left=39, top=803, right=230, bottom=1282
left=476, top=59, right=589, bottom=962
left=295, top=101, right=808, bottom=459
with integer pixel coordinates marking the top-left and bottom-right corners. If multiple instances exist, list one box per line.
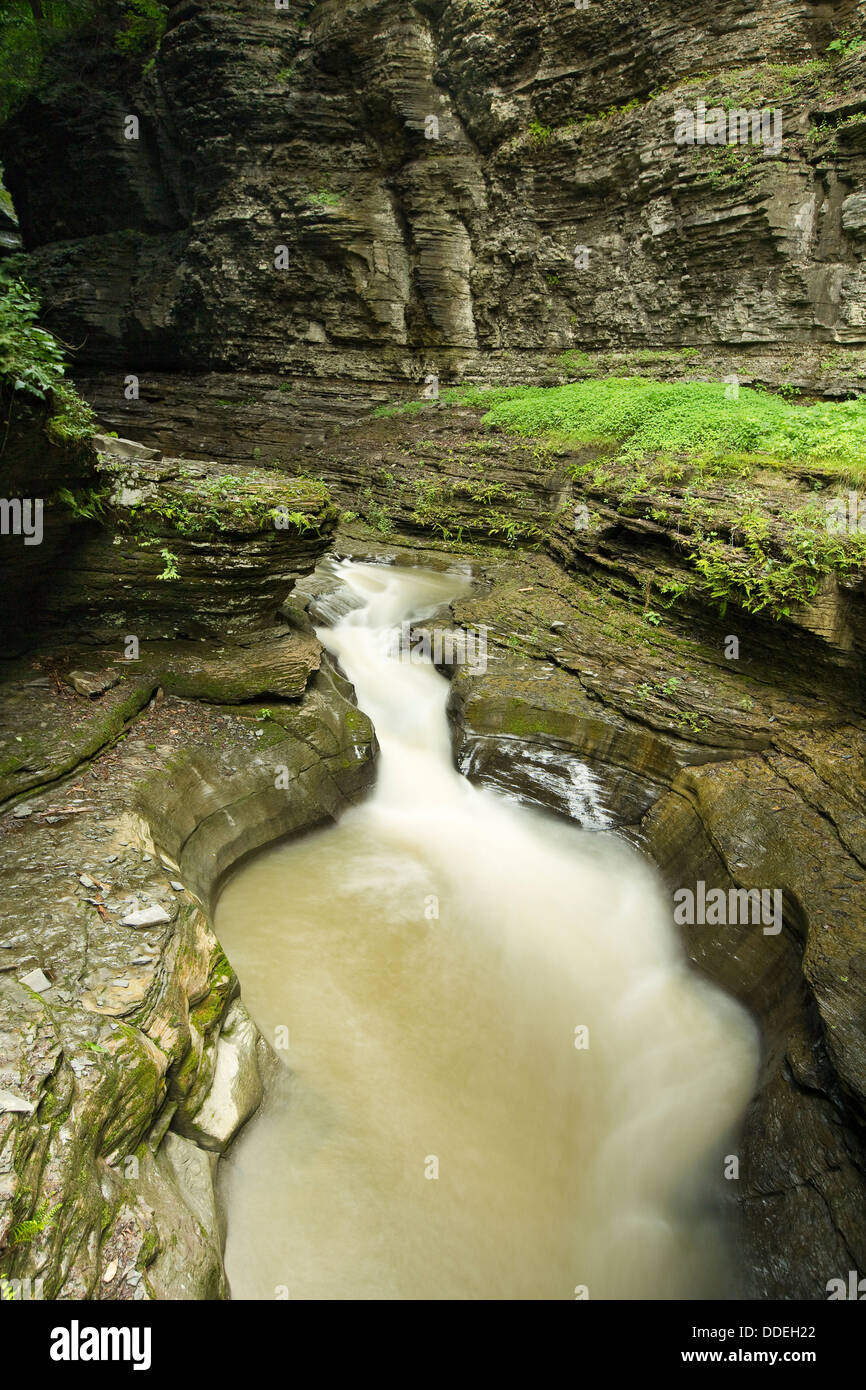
left=1, top=0, right=864, bottom=452
left=65, top=670, right=120, bottom=699
left=0, top=653, right=376, bottom=1300
left=43, top=448, right=339, bottom=642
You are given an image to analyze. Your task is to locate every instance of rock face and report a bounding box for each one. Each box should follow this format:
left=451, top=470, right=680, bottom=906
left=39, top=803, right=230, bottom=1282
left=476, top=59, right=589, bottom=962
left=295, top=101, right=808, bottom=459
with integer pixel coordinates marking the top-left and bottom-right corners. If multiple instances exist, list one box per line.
left=1, top=1, right=865, bottom=457
left=1, top=0, right=865, bottom=1305
left=0, top=399, right=337, bottom=647
left=0, top=393, right=374, bottom=1300
left=0, top=390, right=96, bottom=650
left=299, top=405, right=866, bottom=1300
left=439, top=544, right=866, bottom=1300
left=0, top=652, right=377, bottom=1300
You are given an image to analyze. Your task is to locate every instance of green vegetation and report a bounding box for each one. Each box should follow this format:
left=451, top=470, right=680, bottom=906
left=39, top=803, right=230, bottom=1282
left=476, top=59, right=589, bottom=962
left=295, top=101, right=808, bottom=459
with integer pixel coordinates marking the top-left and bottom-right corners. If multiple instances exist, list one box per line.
left=693, top=144, right=758, bottom=189
left=304, top=189, right=341, bottom=208
left=112, top=0, right=166, bottom=56
left=120, top=468, right=332, bottom=539
left=0, top=1, right=167, bottom=124
left=686, top=521, right=864, bottom=620
left=359, top=488, right=393, bottom=535
left=445, top=378, right=866, bottom=476
left=0, top=273, right=66, bottom=399
left=679, top=59, right=837, bottom=107
left=372, top=398, right=432, bottom=419
left=575, top=97, right=641, bottom=127
left=411, top=479, right=548, bottom=547
left=0, top=169, right=14, bottom=222
left=516, top=56, right=855, bottom=156
left=528, top=120, right=553, bottom=146
left=55, top=485, right=109, bottom=520
left=826, top=34, right=864, bottom=58
left=10, top=1198, right=62, bottom=1246
left=555, top=346, right=703, bottom=378
left=0, top=267, right=96, bottom=443
left=273, top=507, right=319, bottom=532
left=397, top=377, right=866, bottom=620
left=157, top=548, right=179, bottom=581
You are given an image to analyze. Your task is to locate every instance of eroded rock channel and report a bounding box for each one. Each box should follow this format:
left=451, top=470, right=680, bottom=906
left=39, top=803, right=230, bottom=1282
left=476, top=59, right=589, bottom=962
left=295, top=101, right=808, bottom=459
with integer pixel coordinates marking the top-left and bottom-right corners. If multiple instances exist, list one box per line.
left=0, top=0, right=865, bottom=1306
left=1, top=408, right=863, bottom=1299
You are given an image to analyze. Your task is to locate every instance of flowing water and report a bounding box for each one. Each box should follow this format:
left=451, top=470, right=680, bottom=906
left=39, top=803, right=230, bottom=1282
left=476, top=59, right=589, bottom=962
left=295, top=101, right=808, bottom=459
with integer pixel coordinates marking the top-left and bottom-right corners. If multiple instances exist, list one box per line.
left=215, top=560, right=759, bottom=1301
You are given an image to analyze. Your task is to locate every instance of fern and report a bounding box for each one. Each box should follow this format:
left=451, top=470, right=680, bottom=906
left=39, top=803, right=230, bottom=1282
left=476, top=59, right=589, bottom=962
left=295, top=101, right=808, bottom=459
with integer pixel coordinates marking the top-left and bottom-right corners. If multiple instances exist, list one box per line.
left=11, top=1198, right=61, bottom=1246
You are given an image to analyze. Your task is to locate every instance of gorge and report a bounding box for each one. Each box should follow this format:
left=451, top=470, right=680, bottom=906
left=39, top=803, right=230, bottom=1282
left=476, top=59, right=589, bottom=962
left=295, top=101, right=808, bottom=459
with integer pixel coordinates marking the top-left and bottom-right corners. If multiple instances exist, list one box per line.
left=0, top=0, right=864, bottom=1308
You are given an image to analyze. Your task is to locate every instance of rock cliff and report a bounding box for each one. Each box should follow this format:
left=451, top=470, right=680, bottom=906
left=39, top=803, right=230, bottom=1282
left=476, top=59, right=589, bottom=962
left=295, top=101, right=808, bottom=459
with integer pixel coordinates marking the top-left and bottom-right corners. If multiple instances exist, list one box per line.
left=2, top=0, right=866, bottom=456
left=1, top=0, right=865, bottom=1303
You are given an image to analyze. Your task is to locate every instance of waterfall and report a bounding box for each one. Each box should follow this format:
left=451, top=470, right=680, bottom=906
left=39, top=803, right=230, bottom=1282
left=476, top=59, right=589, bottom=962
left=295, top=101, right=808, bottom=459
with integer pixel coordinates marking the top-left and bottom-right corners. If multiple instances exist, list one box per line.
left=216, top=561, right=759, bottom=1300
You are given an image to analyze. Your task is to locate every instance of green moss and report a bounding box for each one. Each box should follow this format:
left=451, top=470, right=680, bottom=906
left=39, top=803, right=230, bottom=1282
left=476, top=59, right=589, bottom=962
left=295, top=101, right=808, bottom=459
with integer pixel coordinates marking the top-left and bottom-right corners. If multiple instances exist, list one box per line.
left=372, top=399, right=437, bottom=419
left=442, top=378, right=866, bottom=479
left=46, top=382, right=96, bottom=443
left=136, top=1227, right=160, bottom=1270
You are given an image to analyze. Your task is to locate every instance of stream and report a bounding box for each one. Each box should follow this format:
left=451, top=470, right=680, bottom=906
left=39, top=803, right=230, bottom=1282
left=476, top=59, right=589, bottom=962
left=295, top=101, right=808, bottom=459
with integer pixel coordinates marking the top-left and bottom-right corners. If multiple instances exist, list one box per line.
left=215, top=560, right=759, bottom=1300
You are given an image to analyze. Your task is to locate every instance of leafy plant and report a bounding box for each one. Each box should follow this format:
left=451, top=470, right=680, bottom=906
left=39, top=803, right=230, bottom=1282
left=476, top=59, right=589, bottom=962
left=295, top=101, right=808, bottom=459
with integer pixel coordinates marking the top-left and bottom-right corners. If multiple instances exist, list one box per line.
left=360, top=488, right=393, bottom=535
left=113, top=0, right=166, bottom=55
left=56, top=486, right=108, bottom=520
left=826, top=35, right=864, bottom=57
left=10, top=1198, right=62, bottom=1247
left=0, top=270, right=95, bottom=444
left=305, top=190, right=340, bottom=208
left=157, top=548, right=179, bottom=581
left=0, top=275, right=66, bottom=399
left=528, top=120, right=553, bottom=146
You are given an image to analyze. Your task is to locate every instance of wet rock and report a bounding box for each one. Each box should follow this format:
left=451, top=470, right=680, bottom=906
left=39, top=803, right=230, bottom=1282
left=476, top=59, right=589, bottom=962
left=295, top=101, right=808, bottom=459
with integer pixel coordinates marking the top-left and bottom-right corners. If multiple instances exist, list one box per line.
left=0, top=1090, right=34, bottom=1115
left=66, top=670, right=120, bottom=699
left=121, top=906, right=171, bottom=929
left=179, top=1001, right=264, bottom=1154
left=18, top=968, right=52, bottom=993
left=0, top=650, right=376, bottom=1300
left=93, top=435, right=161, bottom=463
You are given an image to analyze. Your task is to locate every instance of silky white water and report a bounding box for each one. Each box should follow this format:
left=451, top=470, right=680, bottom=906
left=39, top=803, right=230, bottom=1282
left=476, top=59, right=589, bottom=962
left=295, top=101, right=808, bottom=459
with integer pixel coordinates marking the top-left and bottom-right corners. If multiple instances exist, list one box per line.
left=216, top=560, right=759, bottom=1300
